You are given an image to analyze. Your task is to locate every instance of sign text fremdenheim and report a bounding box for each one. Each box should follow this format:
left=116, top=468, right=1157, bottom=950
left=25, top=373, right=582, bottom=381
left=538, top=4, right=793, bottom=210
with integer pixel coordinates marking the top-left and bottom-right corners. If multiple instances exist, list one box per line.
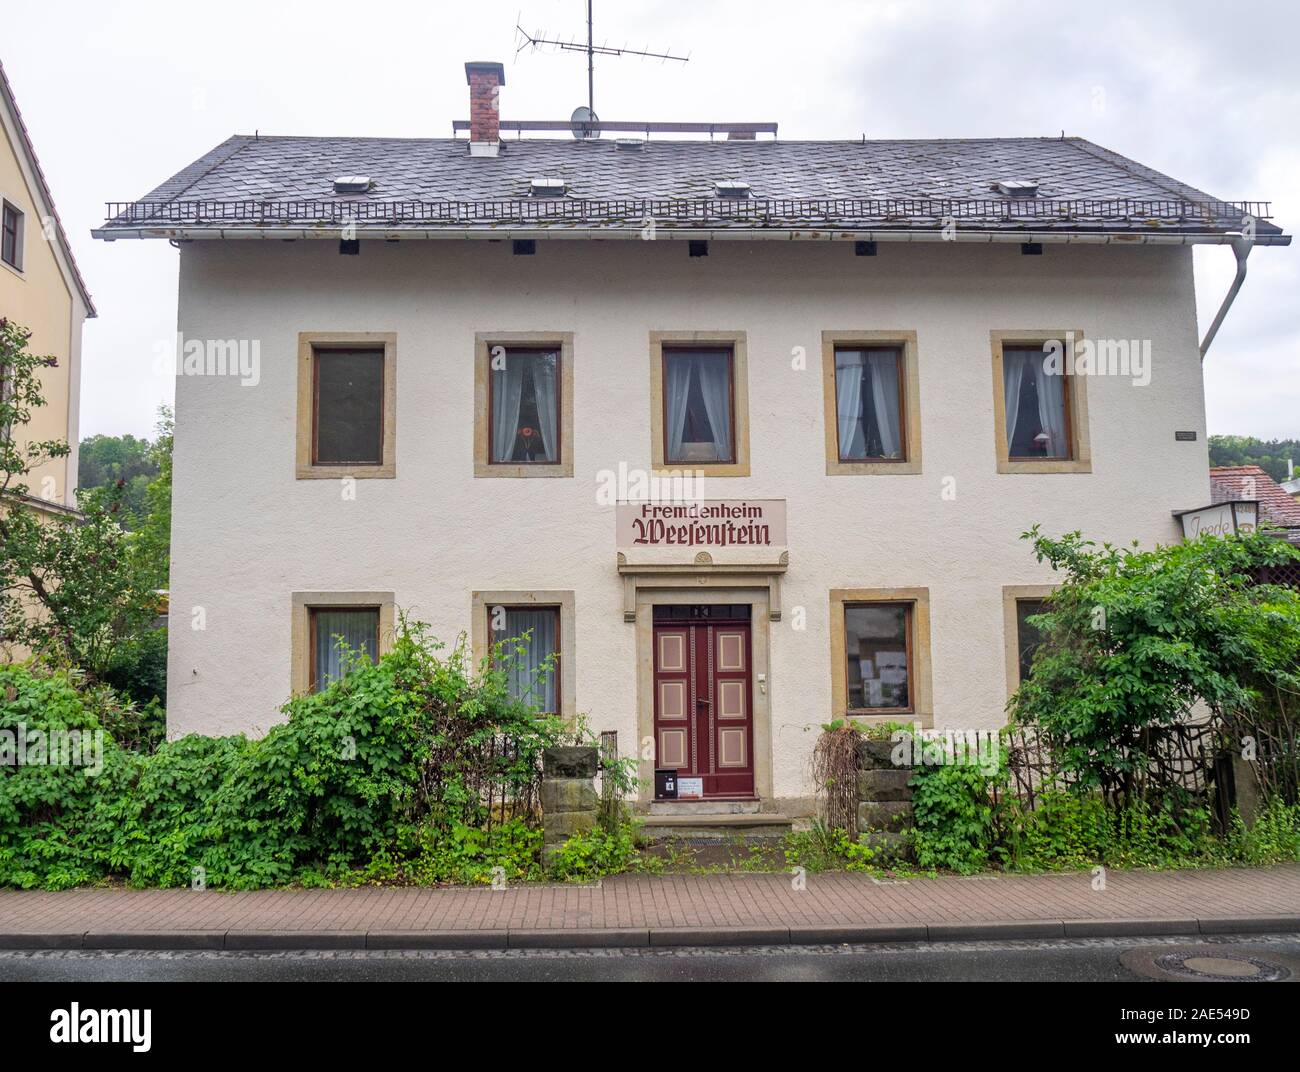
left=616, top=501, right=787, bottom=548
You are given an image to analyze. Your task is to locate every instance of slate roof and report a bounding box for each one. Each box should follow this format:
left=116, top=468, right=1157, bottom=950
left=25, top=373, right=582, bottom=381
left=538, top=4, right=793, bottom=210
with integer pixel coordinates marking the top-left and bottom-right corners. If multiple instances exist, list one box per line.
left=95, top=134, right=1288, bottom=241
left=1211, top=466, right=1300, bottom=537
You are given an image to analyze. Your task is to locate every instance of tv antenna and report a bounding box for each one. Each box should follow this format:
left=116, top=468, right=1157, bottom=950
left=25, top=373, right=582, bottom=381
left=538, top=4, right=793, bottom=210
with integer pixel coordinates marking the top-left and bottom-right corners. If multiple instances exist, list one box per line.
left=516, top=1, right=690, bottom=118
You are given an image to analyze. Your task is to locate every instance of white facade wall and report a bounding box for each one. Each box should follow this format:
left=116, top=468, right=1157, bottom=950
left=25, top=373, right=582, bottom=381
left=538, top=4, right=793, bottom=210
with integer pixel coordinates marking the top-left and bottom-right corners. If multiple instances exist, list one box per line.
left=168, top=238, right=1210, bottom=811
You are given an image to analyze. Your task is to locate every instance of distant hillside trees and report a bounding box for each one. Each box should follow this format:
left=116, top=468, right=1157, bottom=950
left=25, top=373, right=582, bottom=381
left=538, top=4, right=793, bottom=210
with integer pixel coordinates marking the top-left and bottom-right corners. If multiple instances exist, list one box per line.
left=1209, top=436, right=1300, bottom=484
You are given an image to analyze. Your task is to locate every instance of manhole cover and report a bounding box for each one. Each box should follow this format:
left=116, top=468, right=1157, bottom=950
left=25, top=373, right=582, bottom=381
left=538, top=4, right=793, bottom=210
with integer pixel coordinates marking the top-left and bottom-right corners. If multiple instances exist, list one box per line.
left=1180, top=956, right=1266, bottom=978
left=1121, top=945, right=1299, bottom=983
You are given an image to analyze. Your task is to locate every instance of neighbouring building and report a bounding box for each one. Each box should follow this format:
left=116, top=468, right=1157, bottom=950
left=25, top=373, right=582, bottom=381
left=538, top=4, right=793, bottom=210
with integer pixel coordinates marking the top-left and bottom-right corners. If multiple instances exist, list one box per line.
left=94, top=61, right=1290, bottom=818
left=1209, top=465, right=1300, bottom=546
left=1282, top=468, right=1299, bottom=502
left=0, top=58, right=95, bottom=515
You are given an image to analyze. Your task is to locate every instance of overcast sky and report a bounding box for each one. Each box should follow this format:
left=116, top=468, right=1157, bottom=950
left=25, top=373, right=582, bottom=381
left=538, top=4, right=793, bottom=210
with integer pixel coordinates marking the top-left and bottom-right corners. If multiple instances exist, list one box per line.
left=5, top=0, right=1297, bottom=442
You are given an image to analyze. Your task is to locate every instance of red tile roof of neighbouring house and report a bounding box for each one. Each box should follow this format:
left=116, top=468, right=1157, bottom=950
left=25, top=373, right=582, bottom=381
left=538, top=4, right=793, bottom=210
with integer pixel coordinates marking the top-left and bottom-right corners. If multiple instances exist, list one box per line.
left=1211, top=465, right=1300, bottom=539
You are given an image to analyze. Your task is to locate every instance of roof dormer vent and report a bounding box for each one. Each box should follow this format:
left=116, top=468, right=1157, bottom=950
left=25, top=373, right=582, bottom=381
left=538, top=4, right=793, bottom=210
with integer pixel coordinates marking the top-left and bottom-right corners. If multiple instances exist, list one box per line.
left=714, top=180, right=752, bottom=199
left=529, top=177, right=568, bottom=198
left=615, top=138, right=645, bottom=151
left=333, top=176, right=372, bottom=194
left=992, top=180, right=1040, bottom=199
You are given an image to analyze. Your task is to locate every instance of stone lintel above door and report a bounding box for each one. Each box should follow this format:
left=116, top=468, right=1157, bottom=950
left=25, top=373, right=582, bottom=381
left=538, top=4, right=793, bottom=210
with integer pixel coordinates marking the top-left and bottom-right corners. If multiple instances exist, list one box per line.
left=616, top=551, right=790, bottom=623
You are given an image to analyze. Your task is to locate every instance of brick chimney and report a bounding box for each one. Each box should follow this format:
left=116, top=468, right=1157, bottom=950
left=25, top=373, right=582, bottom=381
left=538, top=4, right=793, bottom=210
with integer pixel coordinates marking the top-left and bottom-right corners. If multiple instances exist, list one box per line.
left=465, top=61, right=505, bottom=156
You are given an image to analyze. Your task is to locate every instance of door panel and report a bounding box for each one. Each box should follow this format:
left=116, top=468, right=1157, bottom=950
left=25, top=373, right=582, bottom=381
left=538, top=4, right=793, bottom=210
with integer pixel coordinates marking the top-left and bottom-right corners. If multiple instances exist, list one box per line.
left=652, top=614, right=755, bottom=798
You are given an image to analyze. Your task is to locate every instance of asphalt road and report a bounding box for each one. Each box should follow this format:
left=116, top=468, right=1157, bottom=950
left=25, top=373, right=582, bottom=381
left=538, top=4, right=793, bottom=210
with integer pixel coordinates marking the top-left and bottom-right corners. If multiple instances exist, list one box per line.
left=3, top=934, right=1299, bottom=982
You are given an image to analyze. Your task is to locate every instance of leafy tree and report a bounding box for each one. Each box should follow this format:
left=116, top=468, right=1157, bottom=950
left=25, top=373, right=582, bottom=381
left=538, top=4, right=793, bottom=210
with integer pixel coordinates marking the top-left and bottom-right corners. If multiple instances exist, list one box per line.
left=0, top=318, right=158, bottom=678
left=131, top=407, right=172, bottom=591
left=1208, top=435, right=1300, bottom=485
left=1008, top=526, right=1300, bottom=807
left=78, top=432, right=157, bottom=523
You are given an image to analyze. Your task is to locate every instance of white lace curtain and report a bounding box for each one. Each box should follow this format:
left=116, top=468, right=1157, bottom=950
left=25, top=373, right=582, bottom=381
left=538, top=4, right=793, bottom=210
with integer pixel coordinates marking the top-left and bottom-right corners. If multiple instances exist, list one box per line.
left=491, top=351, right=559, bottom=463
left=835, top=350, right=901, bottom=459
left=665, top=351, right=733, bottom=463
left=1003, top=349, right=1067, bottom=457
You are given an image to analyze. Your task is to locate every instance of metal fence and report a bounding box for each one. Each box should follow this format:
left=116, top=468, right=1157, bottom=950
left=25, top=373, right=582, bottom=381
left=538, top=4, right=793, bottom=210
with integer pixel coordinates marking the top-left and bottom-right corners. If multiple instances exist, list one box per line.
left=101, top=197, right=1272, bottom=230
left=940, top=724, right=1224, bottom=810
left=459, top=734, right=544, bottom=830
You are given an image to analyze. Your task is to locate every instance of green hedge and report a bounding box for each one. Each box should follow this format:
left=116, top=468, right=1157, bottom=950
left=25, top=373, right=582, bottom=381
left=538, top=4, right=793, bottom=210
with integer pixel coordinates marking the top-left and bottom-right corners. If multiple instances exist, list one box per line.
left=1, top=624, right=566, bottom=890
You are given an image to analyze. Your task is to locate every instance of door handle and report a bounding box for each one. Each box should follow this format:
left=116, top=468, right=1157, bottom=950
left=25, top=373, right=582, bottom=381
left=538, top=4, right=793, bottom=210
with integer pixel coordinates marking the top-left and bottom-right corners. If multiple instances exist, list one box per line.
left=696, top=698, right=711, bottom=706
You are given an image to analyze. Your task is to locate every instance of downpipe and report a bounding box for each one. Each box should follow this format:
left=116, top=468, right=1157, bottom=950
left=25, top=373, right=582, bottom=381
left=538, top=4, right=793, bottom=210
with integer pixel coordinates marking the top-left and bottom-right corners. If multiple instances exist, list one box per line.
left=1200, top=237, right=1254, bottom=362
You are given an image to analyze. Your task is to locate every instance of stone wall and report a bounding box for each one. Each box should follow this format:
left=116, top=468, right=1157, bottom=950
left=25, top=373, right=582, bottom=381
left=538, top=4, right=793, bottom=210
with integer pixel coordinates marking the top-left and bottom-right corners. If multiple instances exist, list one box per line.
left=856, top=737, right=915, bottom=862
left=541, top=746, right=599, bottom=866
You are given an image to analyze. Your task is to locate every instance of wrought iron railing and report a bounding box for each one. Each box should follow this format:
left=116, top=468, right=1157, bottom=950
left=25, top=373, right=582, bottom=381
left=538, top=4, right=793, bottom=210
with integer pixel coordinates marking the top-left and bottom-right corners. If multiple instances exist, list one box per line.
left=101, top=197, right=1272, bottom=229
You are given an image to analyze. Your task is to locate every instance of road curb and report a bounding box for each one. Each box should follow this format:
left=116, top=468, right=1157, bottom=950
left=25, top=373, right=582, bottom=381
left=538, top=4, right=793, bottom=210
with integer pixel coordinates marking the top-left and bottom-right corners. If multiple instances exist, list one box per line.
left=83, top=931, right=227, bottom=951
left=649, top=926, right=791, bottom=947
left=224, top=931, right=368, bottom=951
left=1, top=916, right=1297, bottom=952
left=1198, top=915, right=1300, bottom=934
left=508, top=928, right=649, bottom=949
left=366, top=930, right=507, bottom=950
left=1062, top=917, right=1200, bottom=938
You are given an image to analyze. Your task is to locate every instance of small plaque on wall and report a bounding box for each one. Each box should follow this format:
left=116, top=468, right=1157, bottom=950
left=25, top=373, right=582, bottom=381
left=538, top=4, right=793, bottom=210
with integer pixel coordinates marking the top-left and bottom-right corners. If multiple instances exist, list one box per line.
left=1175, top=431, right=1198, bottom=442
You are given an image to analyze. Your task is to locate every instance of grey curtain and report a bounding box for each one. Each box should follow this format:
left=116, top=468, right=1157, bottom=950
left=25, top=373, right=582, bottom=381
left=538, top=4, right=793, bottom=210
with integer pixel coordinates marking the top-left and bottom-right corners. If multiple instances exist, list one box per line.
left=665, top=355, right=694, bottom=462
left=868, top=353, right=901, bottom=458
left=313, top=610, right=378, bottom=691
left=500, top=609, right=558, bottom=713
left=695, top=354, right=733, bottom=463
left=532, top=353, right=559, bottom=462
left=1003, top=349, right=1027, bottom=450
left=837, top=350, right=901, bottom=459
left=835, top=352, right=866, bottom=458
left=491, top=358, right=526, bottom=462
left=1031, top=355, right=1067, bottom=457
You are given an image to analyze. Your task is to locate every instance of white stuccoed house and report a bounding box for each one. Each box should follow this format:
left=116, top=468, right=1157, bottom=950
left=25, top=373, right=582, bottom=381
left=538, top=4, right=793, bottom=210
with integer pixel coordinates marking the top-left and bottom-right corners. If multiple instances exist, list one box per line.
left=95, top=60, right=1289, bottom=820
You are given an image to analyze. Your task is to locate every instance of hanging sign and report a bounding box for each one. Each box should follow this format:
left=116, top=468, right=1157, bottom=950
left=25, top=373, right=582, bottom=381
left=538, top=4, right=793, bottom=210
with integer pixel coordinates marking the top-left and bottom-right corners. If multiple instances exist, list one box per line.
left=1175, top=501, right=1258, bottom=540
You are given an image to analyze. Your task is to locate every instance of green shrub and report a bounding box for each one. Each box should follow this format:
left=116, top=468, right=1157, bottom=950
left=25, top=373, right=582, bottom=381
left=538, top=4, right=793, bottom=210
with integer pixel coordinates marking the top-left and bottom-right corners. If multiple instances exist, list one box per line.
left=998, top=790, right=1224, bottom=872
left=400, top=819, right=543, bottom=886
left=782, top=819, right=875, bottom=873
left=99, top=626, right=169, bottom=733
left=1010, top=527, right=1300, bottom=804
left=547, top=824, right=639, bottom=882
left=0, top=665, right=142, bottom=889
left=910, top=759, right=1005, bottom=875
left=1221, top=800, right=1300, bottom=866
left=1, top=622, right=571, bottom=890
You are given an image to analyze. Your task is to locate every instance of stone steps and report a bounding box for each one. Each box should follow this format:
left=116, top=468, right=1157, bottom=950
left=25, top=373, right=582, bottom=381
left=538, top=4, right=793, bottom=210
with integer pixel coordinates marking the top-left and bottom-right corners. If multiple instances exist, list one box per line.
left=638, top=813, right=793, bottom=842
left=647, top=800, right=763, bottom=816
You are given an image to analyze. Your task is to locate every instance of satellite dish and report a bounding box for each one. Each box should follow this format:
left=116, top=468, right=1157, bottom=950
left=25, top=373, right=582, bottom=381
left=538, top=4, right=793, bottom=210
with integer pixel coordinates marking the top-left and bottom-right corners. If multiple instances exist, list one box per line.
left=570, top=106, right=601, bottom=140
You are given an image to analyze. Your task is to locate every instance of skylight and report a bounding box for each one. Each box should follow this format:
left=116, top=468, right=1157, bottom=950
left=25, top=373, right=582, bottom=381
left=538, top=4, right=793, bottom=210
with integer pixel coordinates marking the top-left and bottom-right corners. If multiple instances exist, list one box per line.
left=333, top=176, right=372, bottom=194
left=993, top=180, right=1040, bottom=199
left=714, top=180, right=752, bottom=199
left=529, top=177, right=568, bottom=198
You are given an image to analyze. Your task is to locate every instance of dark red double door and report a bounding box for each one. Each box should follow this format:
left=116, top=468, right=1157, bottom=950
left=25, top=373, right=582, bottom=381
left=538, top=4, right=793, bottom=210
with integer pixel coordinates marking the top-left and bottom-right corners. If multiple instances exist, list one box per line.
left=652, top=609, right=755, bottom=798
